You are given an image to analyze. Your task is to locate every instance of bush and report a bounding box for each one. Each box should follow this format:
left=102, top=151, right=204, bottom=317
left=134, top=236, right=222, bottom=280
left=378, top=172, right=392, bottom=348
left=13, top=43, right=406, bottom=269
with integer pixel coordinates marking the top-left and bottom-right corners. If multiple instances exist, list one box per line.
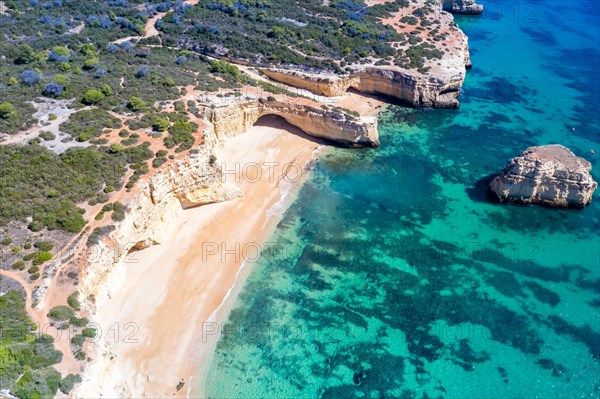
left=12, top=368, right=62, bottom=399
left=28, top=265, right=40, bottom=274
left=101, top=84, right=113, bottom=96
left=83, top=57, right=99, bottom=70
left=48, top=306, right=75, bottom=321
left=42, top=82, right=65, bottom=97
left=82, top=89, right=105, bottom=104
left=69, top=316, right=89, bottom=327
left=82, top=328, right=96, bottom=338
left=80, top=43, right=97, bottom=56
left=59, top=374, right=82, bottom=394
left=74, top=350, right=86, bottom=360
left=52, top=46, right=70, bottom=57
left=12, top=261, right=26, bottom=270
left=16, top=44, right=37, bottom=64
left=34, top=241, right=54, bottom=251
left=135, top=65, right=149, bottom=78
left=31, top=251, right=52, bottom=266
left=1, top=237, right=12, bottom=245
left=0, top=102, right=16, bottom=119
left=21, top=70, right=41, bottom=86
left=128, top=96, right=147, bottom=111
left=153, top=117, right=170, bottom=132
left=71, top=334, right=85, bottom=346
left=39, top=131, right=56, bottom=141
left=67, top=292, right=80, bottom=311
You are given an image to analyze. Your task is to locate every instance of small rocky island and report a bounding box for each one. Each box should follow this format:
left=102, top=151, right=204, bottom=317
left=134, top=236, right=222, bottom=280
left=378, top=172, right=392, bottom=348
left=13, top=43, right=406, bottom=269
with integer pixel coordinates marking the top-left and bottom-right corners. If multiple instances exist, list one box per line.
left=489, top=145, right=598, bottom=208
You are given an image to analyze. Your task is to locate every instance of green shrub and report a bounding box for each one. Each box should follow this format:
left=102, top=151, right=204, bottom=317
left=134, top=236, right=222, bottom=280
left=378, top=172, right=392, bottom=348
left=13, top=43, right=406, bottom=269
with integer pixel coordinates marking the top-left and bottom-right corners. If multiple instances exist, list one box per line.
left=69, top=316, right=89, bottom=327
left=82, top=89, right=105, bottom=105
left=67, top=292, right=81, bottom=311
left=59, top=373, right=82, bottom=394
left=12, top=368, right=61, bottom=399
left=101, top=84, right=113, bottom=96
left=83, top=57, right=99, bottom=70
left=81, top=328, right=96, bottom=338
left=71, top=334, right=85, bottom=346
left=1, top=237, right=12, bottom=245
left=0, top=102, right=16, bottom=119
left=34, top=241, right=54, bottom=251
left=12, top=261, right=26, bottom=270
left=47, top=306, right=74, bottom=321
left=128, top=96, right=147, bottom=112
left=39, top=131, right=56, bottom=140
left=74, top=350, right=86, bottom=360
left=31, top=251, right=52, bottom=266
left=28, top=265, right=40, bottom=274
left=80, top=43, right=97, bottom=56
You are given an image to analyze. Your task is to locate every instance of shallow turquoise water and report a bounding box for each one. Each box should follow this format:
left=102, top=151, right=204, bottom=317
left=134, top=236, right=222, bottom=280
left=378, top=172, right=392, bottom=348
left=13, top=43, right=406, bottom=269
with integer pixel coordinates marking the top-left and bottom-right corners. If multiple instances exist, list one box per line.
left=204, top=1, right=600, bottom=397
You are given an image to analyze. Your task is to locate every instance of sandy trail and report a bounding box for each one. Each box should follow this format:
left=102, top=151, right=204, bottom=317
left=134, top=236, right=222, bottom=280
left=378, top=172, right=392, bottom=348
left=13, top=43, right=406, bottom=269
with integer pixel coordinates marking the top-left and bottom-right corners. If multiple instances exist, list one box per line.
left=77, top=116, right=322, bottom=398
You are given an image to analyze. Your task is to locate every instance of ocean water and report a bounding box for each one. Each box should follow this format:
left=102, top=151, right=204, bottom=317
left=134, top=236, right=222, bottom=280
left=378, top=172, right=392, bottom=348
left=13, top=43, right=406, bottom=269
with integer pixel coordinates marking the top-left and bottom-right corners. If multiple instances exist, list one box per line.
left=203, top=1, right=600, bottom=397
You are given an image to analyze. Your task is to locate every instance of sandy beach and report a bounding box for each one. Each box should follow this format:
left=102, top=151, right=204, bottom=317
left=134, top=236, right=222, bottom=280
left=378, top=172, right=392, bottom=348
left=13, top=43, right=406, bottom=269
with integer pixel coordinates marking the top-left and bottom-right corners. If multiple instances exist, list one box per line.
left=76, top=116, right=323, bottom=398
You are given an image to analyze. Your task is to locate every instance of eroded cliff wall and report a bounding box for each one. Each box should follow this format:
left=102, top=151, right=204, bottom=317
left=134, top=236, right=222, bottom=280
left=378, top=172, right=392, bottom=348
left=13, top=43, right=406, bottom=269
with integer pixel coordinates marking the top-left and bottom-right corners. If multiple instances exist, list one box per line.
left=207, top=101, right=379, bottom=147
left=81, top=134, right=241, bottom=308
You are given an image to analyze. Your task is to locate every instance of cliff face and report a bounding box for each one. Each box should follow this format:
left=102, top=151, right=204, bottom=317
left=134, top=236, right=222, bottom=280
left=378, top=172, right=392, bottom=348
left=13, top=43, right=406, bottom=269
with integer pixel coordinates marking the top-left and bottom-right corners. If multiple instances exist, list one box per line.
left=262, top=2, right=472, bottom=108
left=207, top=101, right=380, bottom=147
left=263, top=66, right=465, bottom=108
left=443, top=0, right=484, bottom=14
left=489, top=145, right=598, bottom=208
left=81, top=137, right=241, bottom=307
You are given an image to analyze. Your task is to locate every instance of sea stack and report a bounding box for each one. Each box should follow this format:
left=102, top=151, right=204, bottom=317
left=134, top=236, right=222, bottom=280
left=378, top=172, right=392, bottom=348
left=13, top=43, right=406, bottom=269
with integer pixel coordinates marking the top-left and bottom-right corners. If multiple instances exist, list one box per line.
left=489, top=145, right=597, bottom=208
left=443, top=0, right=484, bottom=14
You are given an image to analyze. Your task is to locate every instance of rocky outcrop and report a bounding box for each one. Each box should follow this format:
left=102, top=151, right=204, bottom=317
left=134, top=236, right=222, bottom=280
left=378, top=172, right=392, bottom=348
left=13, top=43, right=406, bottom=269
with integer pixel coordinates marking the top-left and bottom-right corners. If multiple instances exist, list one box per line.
left=262, top=2, right=471, bottom=108
left=489, top=145, right=597, bottom=208
left=442, top=0, right=483, bottom=14
left=81, top=137, right=241, bottom=307
left=443, top=0, right=484, bottom=14
left=262, top=67, right=465, bottom=108
left=207, top=101, right=379, bottom=147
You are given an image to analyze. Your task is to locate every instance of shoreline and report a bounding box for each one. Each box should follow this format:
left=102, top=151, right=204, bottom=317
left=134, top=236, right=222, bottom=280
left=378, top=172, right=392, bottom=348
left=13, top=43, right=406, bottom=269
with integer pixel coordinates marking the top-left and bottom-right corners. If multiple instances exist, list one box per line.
left=76, top=116, right=326, bottom=398
left=191, top=142, right=325, bottom=398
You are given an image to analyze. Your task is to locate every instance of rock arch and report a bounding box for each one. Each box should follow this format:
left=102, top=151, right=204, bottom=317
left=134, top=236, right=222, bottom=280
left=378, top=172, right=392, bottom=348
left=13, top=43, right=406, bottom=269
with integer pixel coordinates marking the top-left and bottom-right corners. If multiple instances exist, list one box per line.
left=207, top=101, right=379, bottom=147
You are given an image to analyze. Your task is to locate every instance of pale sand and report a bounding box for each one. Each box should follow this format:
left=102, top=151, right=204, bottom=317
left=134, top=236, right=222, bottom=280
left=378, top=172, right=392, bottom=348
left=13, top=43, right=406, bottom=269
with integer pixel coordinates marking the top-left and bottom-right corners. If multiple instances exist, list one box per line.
left=78, top=116, right=323, bottom=398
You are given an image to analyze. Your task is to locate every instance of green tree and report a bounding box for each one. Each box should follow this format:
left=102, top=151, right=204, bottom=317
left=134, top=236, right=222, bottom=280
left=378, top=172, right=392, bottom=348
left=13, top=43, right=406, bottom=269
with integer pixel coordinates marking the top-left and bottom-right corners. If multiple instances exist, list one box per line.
left=101, top=84, right=113, bottom=96
left=53, top=74, right=69, bottom=87
left=128, top=96, right=147, bottom=112
left=82, top=89, right=105, bottom=105
left=51, top=46, right=71, bottom=57
left=16, top=44, right=37, bottom=64
left=58, top=62, right=71, bottom=72
left=0, top=102, right=16, bottom=119
left=83, top=57, right=99, bottom=70
left=80, top=44, right=97, bottom=56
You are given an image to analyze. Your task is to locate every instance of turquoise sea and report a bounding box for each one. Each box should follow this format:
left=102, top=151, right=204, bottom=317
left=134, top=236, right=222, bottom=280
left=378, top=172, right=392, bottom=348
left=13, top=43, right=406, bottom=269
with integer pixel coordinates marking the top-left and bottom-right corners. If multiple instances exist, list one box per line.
left=204, top=1, right=600, bottom=397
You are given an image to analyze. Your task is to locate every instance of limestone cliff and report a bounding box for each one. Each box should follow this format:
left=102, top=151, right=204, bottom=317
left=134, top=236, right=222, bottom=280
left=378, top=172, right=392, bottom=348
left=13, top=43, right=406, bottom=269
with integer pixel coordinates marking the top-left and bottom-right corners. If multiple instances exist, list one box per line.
left=443, top=0, right=484, bottom=14
left=207, top=101, right=379, bottom=147
left=261, top=2, right=471, bottom=108
left=489, top=145, right=598, bottom=208
left=81, top=135, right=241, bottom=307
left=262, top=66, right=465, bottom=108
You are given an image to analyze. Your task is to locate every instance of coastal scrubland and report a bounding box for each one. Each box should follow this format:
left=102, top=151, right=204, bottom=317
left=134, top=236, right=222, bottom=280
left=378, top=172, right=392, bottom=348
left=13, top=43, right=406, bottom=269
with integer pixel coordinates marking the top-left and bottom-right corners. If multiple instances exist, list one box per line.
left=0, top=0, right=466, bottom=396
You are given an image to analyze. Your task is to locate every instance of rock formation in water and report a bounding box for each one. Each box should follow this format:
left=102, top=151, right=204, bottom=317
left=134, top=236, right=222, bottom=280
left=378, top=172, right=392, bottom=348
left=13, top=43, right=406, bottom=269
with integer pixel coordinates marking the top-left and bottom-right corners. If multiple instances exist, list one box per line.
left=443, top=0, right=484, bottom=14
left=489, top=145, right=598, bottom=208
left=207, top=101, right=379, bottom=147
